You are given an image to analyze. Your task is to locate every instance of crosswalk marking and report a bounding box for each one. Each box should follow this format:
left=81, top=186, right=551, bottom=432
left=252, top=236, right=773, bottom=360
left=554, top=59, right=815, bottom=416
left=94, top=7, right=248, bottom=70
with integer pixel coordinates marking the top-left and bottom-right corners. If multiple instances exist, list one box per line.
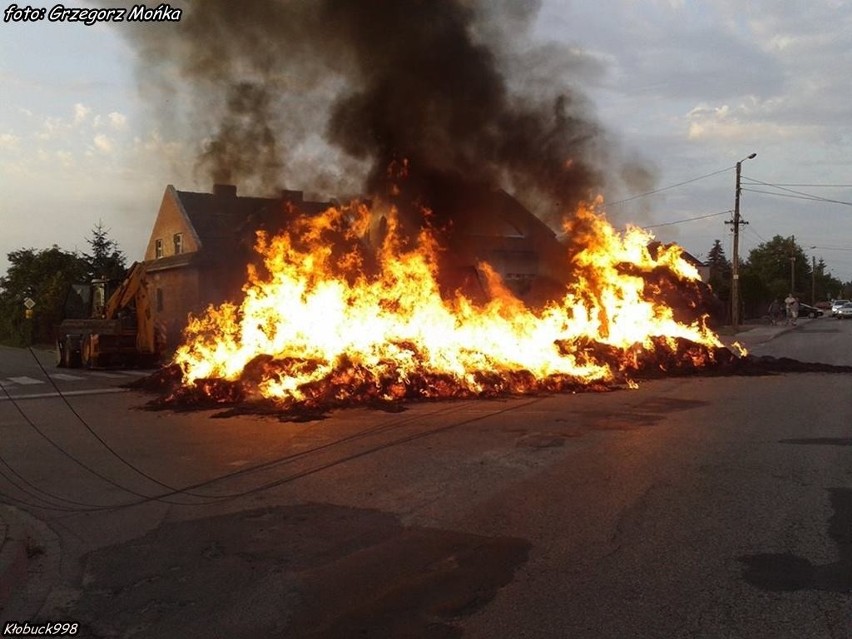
left=6, top=376, right=45, bottom=385
left=0, top=387, right=130, bottom=402
left=0, top=370, right=152, bottom=388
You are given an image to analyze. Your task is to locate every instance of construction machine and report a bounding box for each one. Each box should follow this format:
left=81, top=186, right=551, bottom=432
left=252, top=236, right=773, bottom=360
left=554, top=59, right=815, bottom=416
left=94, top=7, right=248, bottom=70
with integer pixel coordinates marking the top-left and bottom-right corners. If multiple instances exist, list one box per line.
left=55, top=262, right=159, bottom=368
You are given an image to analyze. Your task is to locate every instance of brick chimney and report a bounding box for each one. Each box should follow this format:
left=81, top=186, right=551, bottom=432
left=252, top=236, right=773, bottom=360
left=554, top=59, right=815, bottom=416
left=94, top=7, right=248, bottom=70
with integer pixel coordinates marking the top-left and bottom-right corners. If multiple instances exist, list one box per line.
left=213, top=183, right=237, bottom=198
left=281, top=189, right=303, bottom=203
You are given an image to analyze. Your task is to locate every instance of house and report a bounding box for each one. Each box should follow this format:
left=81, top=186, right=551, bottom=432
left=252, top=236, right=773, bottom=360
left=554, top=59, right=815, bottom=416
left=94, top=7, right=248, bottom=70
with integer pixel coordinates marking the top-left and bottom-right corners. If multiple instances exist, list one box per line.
left=143, top=182, right=579, bottom=350
left=143, top=183, right=331, bottom=349
left=365, top=186, right=568, bottom=305
left=683, top=252, right=711, bottom=284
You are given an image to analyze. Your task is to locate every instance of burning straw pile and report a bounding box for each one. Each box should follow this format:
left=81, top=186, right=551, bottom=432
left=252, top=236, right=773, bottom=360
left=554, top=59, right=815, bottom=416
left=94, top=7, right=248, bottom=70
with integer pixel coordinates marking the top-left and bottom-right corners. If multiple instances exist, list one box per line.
left=135, top=200, right=774, bottom=414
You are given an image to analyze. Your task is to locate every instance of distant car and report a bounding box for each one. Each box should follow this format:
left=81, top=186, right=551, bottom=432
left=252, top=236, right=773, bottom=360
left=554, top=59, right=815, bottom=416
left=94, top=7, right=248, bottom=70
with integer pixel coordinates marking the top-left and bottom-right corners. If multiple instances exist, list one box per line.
left=831, top=299, right=851, bottom=317
left=836, top=302, right=852, bottom=319
left=798, top=303, right=823, bottom=318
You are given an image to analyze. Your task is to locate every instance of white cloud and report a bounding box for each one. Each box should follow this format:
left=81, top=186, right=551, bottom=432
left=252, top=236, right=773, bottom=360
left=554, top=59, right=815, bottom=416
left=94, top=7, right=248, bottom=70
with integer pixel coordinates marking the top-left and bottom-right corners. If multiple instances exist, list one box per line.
left=93, top=133, right=114, bottom=154
left=73, top=103, right=91, bottom=125
left=0, top=133, right=20, bottom=150
left=108, top=112, right=128, bottom=130
left=685, top=96, right=822, bottom=143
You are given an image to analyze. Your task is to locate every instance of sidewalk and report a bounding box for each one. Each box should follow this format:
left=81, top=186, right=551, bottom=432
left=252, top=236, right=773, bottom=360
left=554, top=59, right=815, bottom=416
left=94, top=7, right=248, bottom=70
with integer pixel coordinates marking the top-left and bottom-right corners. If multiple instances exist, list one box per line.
left=0, top=506, right=29, bottom=612
left=720, top=318, right=811, bottom=352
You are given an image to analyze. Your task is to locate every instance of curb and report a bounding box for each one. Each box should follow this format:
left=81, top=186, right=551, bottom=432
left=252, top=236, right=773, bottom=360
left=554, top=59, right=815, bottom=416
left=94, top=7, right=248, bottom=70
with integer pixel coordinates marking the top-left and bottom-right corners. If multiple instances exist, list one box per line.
left=0, top=506, right=29, bottom=611
left=730, top=318, right=811, bottom=349
left=764, top=323, right=801, bottom=342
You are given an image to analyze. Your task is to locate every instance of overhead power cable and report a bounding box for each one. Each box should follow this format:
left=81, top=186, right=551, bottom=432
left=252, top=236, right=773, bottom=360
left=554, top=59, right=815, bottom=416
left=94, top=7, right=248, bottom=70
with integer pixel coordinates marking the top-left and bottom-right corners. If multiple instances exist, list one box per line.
left=740, top=177, right=852, bottom=207
left=741, top=188, right=852, bottom=206
left=745, top=225, right=768, bottom=245
left=1, top=371, right=214, bottom=508
left=0, top=382, right=143, bottom=510
left=608, top=166, right=733, bottom=206
left=643, top=209, right=731, bottom=229
left=756, top=183, right=852, bottom=188
left=27, top=348, right=222, bottom=500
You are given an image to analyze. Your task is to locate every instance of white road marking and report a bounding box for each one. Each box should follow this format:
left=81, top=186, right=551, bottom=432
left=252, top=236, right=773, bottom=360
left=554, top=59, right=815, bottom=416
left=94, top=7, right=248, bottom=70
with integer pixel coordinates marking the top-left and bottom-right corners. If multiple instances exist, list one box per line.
left=0, top=370, right=150, bottom=390
left=6, top=376, right=45, bottom=385
left=0, top=387, right=130, bottom=402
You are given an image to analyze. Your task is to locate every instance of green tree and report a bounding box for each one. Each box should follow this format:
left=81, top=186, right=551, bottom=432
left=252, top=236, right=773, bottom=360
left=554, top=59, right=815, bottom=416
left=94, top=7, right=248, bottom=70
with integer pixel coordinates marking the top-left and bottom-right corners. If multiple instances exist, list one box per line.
left=706, top=239, right=732, bottom=303
left=0, top=246, right=89, bottom=345
left=811, top=258, right=844, bottom=304
left=741, top=235, right=811, bottom=317
left=83, top=221, right=126, bottom=281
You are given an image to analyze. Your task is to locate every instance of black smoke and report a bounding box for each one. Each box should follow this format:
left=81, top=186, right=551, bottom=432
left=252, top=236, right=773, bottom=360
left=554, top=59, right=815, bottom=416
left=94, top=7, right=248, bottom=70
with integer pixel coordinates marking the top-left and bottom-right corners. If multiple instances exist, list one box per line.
left=120, top=0, right=643, bottom=227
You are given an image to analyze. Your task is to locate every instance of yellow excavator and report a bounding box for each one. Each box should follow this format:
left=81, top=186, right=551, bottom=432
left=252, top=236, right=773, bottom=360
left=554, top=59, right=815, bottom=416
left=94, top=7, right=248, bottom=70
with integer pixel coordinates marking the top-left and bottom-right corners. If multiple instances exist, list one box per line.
left=55, top=262, right=160, bottom=368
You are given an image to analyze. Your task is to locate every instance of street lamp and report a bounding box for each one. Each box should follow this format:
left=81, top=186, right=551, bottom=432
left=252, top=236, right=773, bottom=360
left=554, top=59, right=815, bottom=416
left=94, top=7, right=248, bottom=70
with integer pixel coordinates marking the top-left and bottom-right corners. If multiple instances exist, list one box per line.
left=729, top=152, right=757, bottom=330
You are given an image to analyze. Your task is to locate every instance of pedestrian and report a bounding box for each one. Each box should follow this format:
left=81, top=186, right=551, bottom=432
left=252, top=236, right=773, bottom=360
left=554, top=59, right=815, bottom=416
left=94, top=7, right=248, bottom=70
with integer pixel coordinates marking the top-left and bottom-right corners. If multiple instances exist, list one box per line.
left=768, top=298, right=781, bottom=326
left=784, top=293, right=798, bottom=326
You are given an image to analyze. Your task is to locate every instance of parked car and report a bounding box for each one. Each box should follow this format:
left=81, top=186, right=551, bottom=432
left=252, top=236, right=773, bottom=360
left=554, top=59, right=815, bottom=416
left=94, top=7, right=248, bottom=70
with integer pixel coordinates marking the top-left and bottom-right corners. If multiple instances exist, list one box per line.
left=798, top=303, right=823, bottom=318
left=831, top=299, right=851, bottom=317
left=836, top=302, right=852, bottom=319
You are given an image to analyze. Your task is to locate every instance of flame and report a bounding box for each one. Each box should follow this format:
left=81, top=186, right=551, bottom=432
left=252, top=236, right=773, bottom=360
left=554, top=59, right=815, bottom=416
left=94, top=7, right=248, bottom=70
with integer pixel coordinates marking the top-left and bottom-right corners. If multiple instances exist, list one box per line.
left=171, top=196, right=722, bottom=407
left=730, top=341, right=748, bottom=357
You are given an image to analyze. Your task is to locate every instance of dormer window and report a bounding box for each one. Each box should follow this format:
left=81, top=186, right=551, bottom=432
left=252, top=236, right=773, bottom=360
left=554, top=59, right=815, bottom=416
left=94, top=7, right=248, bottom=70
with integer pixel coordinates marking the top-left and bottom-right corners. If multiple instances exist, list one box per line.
left=173, top=233, right=183, bottom=255
left=155, top=239, right=164, bottom=259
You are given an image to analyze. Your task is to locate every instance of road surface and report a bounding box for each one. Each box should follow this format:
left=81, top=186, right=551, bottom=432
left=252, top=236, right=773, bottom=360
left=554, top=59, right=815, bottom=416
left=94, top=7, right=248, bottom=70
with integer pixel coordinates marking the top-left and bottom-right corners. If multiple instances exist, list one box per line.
left=1, top=320, right=850, bottom=638
left=0, top=345, right=148, bottom=401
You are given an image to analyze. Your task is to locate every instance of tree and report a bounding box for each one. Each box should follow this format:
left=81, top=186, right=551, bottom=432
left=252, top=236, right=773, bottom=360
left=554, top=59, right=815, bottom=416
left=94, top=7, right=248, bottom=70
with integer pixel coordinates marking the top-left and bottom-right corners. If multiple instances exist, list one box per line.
left=737, top=236, right=851, bottom=315
left=0, top=246, right=89, bottom=345
left=0, top=224, right=128, bottom=345
left=811, top=258, right=844, bottom=303
left=706, top=239, right=732, bottom=303
left=83, top=221, right=126, bottom=281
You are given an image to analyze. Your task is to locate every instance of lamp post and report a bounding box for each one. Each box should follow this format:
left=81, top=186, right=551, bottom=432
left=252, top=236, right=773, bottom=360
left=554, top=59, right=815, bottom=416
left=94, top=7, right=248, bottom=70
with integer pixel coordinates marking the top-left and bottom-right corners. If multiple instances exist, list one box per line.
left=730, top=152, right=757, bottom=330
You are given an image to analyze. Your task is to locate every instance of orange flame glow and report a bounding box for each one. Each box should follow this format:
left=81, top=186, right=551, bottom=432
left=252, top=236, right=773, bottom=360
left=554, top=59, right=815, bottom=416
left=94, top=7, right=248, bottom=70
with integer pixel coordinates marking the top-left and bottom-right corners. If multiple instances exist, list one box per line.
left=172, top=197, right=722, bottom=406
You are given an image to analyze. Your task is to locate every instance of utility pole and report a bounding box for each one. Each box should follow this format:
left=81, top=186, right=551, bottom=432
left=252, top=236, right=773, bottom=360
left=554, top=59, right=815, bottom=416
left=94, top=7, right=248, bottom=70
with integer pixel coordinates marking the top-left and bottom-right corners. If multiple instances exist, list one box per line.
left=728, top=153, right=756, bottom=329
left=789, top=235, right=796, bottom=293
left=812, top=255, right=816, bottom=305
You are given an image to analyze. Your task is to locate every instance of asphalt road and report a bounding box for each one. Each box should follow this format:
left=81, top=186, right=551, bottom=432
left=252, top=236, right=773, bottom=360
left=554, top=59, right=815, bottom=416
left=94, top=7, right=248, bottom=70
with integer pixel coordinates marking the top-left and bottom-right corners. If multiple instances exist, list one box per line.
left=0, top=320, right=850, bottom=638
left=0, top=345, right=149, bottom=401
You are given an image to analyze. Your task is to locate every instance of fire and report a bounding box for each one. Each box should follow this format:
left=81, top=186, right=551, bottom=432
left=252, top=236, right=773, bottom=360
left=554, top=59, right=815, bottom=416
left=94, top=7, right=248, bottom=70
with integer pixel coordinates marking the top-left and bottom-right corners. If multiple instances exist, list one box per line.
left=171, top=196, right=723, bottom=408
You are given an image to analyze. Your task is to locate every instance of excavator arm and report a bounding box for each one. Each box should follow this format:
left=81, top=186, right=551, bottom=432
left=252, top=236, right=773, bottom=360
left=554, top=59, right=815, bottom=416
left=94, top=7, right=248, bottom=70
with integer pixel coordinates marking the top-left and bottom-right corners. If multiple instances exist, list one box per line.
left=104, top=262, right=144, bottom=319
left=103, top=262, right=157, bottom=355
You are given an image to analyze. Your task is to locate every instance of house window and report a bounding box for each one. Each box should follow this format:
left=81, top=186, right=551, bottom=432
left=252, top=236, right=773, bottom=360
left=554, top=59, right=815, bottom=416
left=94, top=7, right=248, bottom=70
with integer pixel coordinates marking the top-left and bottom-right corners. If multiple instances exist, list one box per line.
left=156, top=288, right=164, bottom=312
left=173, top=233, right=184, bottom=255
left=155, top=239, right=164, bottom=259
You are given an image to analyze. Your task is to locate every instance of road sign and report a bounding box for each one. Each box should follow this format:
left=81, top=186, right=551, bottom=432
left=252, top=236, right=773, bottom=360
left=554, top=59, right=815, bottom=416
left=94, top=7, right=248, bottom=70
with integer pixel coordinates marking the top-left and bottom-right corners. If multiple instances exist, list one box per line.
left=23, top=297, right=35, bottom=309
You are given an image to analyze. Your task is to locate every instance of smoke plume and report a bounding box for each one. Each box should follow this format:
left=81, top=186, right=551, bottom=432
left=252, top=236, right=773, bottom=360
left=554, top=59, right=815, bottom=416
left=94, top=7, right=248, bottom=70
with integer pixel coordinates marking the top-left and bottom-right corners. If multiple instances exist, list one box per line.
left=121, top=0, right=637, bottom=226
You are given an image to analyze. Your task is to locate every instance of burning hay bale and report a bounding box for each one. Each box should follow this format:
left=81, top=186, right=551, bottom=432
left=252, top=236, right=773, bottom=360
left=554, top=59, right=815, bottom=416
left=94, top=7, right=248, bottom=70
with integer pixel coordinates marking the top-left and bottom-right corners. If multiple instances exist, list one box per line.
left=126, top=201, right=734, bottom=414
left=131, top=342, right=852, bottom=416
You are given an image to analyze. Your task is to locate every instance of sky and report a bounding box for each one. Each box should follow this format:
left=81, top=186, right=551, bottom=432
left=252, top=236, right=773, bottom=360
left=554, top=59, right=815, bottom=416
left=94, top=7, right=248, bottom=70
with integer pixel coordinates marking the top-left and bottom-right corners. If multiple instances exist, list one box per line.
left=2, top=0, right=851, bottom=285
